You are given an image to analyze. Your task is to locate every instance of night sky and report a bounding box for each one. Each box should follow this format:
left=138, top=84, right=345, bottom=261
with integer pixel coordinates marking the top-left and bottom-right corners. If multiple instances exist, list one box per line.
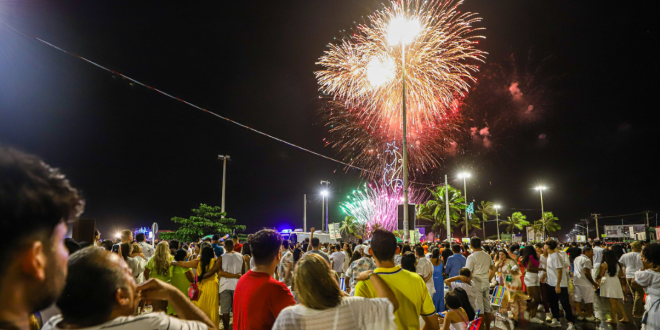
left=1, top=0, right=657, bottom=240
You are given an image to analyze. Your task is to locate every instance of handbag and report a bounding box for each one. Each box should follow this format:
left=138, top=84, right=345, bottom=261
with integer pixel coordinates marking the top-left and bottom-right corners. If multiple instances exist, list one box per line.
left=188, top=272, right=200, bottom=301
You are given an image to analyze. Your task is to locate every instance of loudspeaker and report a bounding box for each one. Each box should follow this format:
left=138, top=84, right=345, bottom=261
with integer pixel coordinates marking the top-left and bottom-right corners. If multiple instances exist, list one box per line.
left=72, top=218, right=96, bottom=243
left=397, top=204, right=416, bottom=231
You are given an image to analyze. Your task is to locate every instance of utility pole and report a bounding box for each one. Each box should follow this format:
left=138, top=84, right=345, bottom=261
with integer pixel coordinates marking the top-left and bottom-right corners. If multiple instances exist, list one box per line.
left=646, top=211, right=650, bottom=227
left=592, top=213, right=600, bottom=239
left=581, top=219, right=589, bottom=239
left=218, top=155, right=231, bottom=218
left=304, top=194, right=307, bottom=232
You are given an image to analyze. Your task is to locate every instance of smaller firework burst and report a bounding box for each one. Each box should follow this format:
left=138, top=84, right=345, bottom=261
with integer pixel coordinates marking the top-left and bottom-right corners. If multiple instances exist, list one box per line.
left=340, top=183, right=427, bottom=232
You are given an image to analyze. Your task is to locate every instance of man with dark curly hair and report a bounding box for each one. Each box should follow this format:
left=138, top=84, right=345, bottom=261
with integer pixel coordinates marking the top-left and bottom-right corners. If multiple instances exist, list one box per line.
left=0, top=146, right=85, bottom=330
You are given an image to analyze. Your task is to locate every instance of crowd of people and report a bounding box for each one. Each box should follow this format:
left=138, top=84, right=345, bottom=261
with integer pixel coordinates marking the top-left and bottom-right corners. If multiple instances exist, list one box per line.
left=2, top=145, right=660, bottom=330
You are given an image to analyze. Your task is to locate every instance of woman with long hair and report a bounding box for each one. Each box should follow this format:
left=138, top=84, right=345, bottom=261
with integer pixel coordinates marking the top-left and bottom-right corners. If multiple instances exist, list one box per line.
left=144, top=241, right=173, bottom=311
left=343, top=243, right=353, bottom=273
left=431, top=247, right=445, bottom=313
left=272, top=253, right=398, bottom=330
left=495, top=249, right=523, bottom=323
left=241, top=241, right=252, bottom=271
left=438, top=291, right=470, bottom=330
left=521, top=245, right=544, bottom=323
left=597, top=249, right=629, bottom=324
left=171, top=243, right=221, bottom=327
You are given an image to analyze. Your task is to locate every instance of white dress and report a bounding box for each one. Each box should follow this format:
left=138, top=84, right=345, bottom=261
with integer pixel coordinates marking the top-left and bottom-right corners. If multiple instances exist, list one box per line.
left=599, top=264, right=624, bottom=299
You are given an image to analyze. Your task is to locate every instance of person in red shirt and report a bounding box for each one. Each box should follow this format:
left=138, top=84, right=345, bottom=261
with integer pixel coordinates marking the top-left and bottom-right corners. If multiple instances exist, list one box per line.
left=233, top=235, right=243, bottom=253
left=233, top=229, right=295, bottom=329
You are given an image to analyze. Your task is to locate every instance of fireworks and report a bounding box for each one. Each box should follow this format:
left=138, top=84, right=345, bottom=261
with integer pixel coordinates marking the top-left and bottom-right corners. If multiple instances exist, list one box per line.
left=316, top=0, right=485, bottom=174
left=341, top=183, right=428, bottom=231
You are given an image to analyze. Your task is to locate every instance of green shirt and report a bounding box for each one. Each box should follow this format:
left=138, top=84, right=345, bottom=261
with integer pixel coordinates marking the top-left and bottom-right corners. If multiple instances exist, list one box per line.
left=145, top=255, right=174, bottom=283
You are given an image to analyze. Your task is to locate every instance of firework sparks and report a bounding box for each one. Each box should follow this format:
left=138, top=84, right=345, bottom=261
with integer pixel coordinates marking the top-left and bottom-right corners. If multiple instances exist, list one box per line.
left=316, top=0, right=485, bottom=174
left=341, top=183, right=428, bottom=232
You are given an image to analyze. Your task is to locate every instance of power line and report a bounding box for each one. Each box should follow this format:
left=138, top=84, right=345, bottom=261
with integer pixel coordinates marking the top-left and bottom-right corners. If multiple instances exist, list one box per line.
left=0, top=21, right=371, bottom=174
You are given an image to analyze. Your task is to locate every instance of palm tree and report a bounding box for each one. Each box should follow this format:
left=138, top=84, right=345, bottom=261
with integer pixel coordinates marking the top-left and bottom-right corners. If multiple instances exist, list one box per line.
left=532, top=212, right=561, bottom=239
left=416, top=185, right=464, bottom=240
left=339, top=216, right=358, bottom=239
left=500, top=212, right=530, bottom=233
left=456, top=216, right=482, bottom=236
left=476, top=201, right=497, bottom=239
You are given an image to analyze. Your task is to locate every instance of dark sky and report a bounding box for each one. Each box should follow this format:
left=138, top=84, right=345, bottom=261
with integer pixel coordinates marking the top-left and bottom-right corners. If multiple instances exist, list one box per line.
left=1, top=0, right=657, bottom=240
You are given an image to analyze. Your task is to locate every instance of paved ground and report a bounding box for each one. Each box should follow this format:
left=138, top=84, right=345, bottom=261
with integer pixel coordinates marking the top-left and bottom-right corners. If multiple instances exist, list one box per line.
left=495, top=294, right=642, bottom=330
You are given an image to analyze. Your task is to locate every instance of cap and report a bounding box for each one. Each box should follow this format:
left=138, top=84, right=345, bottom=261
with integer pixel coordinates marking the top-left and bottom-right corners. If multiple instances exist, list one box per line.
left=363, top=245, right=371, bottom=256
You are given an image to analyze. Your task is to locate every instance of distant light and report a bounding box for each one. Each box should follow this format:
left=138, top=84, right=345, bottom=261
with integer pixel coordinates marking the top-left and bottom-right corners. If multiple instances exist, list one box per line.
left=115, top=232, right=121, bottom=238
left=535, top=186, right=547, bottom=190
left=494, top=205, right=501, bottom=209
left=321, top=190, right=329, bottom=197
left=458, top=172, right=471, bottom=179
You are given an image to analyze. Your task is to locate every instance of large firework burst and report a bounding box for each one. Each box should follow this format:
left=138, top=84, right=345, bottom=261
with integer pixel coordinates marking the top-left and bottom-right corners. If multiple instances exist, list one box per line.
left=316, top=0, right=485, bottom=174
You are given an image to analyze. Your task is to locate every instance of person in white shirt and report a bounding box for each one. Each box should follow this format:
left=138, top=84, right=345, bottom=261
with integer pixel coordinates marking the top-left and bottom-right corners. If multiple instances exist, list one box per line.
left=216, top=239, right=244, bottom=330
left=272, top=253, right=398, bottom=330
left=591, top=240, right=605, bottom=279
left=331, top=243, right=346, bottom=276
left=620, top=241, right=644, bottom=317
left=545, top=240, right=576, bottom=330
left=465, top=237, right=495, bottom=330
left=415, top=246, right=435, bottom=296
left=573, top=247, right=599, bottom=322
left=136, top=233, right=155, bottom=259
left=42, top=247, right=214, bottom=330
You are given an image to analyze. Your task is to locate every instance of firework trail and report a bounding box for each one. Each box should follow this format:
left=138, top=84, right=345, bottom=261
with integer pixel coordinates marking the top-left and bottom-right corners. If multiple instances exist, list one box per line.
left=316, top=0, right=485, bottom=174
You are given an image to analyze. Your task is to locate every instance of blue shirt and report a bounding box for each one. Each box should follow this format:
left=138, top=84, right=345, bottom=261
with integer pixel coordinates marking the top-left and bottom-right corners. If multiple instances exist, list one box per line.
left=445, top=253, right=467, bottom=278
left=211, top=243, right=224, bottom=257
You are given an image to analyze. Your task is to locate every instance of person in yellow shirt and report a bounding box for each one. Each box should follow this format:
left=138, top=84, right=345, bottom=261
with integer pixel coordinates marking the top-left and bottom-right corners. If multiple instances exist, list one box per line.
left=354, top=229, right=439, bottom=330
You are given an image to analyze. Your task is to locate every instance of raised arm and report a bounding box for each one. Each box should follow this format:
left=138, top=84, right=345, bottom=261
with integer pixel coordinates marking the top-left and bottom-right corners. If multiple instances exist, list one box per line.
left=444, top=275, right=470, bottom=286
left=307, top=227, right=315, bottom=252
left=172, top=260, right=200, bottom=269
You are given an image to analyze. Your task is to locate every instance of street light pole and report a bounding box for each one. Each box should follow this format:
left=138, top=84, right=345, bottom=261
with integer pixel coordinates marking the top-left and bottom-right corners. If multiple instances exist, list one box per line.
left=459, top=173, right=470, bottom=238
left=535, top=186, right=547, bottom=239
left=401, top=39, right=410, bottom=243
left=321, top=181, right=330, bottom=232
left=494, top=205, right=501, bottom=240
left=218, top=155, right=231, bottom=218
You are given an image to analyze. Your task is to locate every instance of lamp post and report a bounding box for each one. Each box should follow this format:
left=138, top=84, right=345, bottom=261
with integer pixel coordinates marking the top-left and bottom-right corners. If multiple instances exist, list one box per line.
left=535, top=186, right=547, bottom=239
left=388, top=17, right=420, bottom=242
left=218, top=155, right=231, bottom=218
left=494, top=205, right=501, bottom=241
left=459, top=173, right=471, bottom=238
left=321, top=180, right=330, bottom=232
